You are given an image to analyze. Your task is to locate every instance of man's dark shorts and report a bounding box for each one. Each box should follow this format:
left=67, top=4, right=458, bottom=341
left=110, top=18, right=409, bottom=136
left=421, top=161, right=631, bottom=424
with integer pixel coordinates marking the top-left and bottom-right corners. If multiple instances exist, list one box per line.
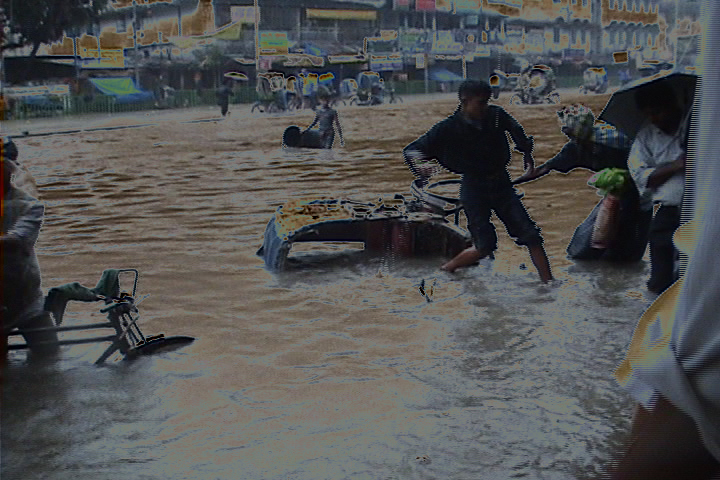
left=460, top=174, right=543, bottom=252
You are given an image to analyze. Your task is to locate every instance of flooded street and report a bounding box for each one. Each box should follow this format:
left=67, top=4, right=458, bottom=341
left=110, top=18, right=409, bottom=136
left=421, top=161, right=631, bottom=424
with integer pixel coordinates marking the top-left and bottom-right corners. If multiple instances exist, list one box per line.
left=2, top=91, right=653, bottom=479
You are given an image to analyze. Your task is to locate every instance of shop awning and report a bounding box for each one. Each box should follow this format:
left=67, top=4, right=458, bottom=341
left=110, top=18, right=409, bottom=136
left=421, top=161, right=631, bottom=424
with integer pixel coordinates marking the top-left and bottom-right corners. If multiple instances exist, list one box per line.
left=89, top=77, right=154, bottom=103
left=430, top=68, right=464, bottom=82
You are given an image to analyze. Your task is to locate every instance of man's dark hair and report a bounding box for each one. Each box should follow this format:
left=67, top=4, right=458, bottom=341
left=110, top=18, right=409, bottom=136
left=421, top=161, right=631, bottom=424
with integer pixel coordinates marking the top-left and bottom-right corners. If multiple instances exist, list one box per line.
left=635, top=80, right=678, bottom=111
left=458, top=80, right=491, bottom=102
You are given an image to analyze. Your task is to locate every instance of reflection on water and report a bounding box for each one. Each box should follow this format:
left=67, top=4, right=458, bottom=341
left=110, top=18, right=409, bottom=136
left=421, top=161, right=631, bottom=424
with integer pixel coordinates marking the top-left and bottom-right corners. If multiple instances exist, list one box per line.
left=3, top=97, right=653, bottom=479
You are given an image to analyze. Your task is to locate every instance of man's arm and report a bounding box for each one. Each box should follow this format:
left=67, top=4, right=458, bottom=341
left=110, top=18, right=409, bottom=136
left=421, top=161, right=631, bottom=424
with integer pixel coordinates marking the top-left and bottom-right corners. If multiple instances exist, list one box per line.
left=334, top=112, right=344, bottom=146
left=500, top=108, right=535, bottom=174
left=1, top=202, right=44, bottom=252
left=500, top=108, right=534, bottom=153
left=646, top=154, right=685, bottom=189
left=513, top=142, right=584, bottom=184
left=402, top=122, right=445, bottom=179
left=627, top=132, right=684, bottom=196
left=305, top=113, right=319, bottom=132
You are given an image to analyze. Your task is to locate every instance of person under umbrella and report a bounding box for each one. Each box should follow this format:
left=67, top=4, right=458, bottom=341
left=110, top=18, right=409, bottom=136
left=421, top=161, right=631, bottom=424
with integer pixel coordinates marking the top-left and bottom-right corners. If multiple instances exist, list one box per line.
left=216, top=77, right=234, bottom=117
left=627, top=79, right=689, bottom=295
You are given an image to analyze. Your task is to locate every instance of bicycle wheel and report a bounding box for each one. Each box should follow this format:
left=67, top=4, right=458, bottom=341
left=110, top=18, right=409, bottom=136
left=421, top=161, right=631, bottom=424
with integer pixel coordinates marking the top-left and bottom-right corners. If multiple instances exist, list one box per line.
left=509, top=94, right=523, bottom=105
left=251, top=102, right=263, bottom=113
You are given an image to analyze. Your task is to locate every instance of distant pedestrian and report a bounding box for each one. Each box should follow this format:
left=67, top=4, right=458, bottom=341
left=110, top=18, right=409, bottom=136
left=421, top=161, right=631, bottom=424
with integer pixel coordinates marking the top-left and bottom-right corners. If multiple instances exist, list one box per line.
left=216, top=78, right=233, bottom=117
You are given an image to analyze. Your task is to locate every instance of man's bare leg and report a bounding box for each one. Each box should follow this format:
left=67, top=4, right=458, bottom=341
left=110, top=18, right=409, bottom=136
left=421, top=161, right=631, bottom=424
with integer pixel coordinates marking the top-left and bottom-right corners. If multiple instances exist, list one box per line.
left=528, top=244, right=553, bottom=283
left=603, top=397, right=720, bottom=480
left=440, top=246, right=490, bottom=273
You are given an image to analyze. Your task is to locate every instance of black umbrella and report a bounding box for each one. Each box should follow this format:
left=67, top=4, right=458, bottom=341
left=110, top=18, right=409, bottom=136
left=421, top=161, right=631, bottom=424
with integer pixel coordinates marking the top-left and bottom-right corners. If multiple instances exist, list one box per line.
left=598, top=71, right=698, bottom=140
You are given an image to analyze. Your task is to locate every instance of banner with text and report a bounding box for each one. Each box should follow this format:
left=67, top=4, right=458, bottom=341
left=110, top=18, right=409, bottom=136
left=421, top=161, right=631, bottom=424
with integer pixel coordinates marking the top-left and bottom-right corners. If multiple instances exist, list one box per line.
left=306, top=9, right=377, bottom=20
left=487, top=0, right=523, bottom=7
left=259, top=31, right=288, bottom=55
left=415, top=0, right=435, bottom=11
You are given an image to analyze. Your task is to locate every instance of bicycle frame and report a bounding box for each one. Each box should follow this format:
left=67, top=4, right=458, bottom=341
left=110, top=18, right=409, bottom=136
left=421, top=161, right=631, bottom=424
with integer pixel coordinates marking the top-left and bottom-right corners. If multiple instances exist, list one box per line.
left=6, top=269, right=192, bottom=364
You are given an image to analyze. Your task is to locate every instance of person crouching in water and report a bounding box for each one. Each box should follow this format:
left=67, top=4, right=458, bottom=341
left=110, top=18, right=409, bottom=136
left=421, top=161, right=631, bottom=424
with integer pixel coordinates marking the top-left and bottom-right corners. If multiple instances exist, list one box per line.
left=304, top=87, right=344, bottom=149
left=403, top=80, right=553, bottom=283
left=1, top=138, right=58, bottom=357
left=513, top=104, right=652, bottom=262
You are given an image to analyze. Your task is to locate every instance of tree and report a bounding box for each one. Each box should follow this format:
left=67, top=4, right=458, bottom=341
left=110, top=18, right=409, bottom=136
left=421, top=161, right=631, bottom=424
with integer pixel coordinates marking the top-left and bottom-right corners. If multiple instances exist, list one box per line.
left=193, top=44, right=232, bottom=88
left=1, top=0, right=109, bottom=57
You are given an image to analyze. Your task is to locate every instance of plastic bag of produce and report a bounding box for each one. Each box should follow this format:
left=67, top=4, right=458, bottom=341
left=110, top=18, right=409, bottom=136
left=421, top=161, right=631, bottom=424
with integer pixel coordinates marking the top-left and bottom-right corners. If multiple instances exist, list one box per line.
left=591, top=193, right=621, bottom=249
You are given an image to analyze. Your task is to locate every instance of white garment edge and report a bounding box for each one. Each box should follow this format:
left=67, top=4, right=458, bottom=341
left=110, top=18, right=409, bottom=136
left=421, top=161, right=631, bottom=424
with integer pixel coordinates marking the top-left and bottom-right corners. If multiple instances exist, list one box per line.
left=619, top=0, right=720, bottom=461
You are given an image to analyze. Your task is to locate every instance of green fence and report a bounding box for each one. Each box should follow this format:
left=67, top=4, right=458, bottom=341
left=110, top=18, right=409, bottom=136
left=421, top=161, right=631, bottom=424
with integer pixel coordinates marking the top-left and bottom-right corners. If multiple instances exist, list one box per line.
left=4, top=86, right=261, bottom=121
left=3, top=74, right=609, bottom=121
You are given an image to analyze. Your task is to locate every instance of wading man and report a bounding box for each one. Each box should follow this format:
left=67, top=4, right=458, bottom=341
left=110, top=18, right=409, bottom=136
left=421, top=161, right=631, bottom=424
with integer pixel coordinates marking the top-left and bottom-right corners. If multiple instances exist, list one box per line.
left=402, top=80, right=553, bottom=283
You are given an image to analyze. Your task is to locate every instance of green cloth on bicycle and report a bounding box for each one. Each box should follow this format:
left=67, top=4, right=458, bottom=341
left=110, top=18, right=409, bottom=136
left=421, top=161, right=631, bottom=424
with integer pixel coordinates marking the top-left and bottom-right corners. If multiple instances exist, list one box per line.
left=44, top=269, right=121, bottom=325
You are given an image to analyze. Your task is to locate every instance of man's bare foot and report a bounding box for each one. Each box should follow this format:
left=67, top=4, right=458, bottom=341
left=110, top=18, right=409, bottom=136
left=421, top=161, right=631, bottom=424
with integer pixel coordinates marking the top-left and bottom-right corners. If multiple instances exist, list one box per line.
left=440, top=263, right=457, bottom=273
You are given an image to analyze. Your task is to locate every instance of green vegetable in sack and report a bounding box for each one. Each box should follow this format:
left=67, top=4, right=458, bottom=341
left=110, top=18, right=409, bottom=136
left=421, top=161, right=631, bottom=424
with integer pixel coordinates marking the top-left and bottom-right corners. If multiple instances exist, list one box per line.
left=588, top=168, right=630, bottom=196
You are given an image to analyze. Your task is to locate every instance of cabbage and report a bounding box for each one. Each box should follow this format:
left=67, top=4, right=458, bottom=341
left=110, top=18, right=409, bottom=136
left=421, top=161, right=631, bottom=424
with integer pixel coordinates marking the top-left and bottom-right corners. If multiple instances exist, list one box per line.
left=588, top=168, right=630, bottom=196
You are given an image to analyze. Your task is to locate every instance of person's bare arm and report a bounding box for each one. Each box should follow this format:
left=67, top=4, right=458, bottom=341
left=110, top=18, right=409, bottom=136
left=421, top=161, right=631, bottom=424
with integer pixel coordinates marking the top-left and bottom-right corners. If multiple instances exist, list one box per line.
left=512, top=163, right=551, bottom=185
left=334, top=112, right=344, bottom=146
left=1, top=202, right=44, bottom=252
left=502, top=108, right=537, bottom=179
left=646, top=153, right=685, bottom=189
left=305, top=113, right=318, bottom=132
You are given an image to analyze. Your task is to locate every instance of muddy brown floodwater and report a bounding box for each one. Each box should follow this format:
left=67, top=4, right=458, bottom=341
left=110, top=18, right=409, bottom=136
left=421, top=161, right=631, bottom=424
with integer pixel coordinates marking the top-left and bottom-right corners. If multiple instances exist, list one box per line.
left=2, top=90, right=653, bottom=480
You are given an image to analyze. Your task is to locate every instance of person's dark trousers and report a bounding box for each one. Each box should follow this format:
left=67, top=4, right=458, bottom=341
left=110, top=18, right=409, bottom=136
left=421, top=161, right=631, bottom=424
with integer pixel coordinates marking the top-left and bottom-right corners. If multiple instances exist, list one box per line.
left=647, top=205, right=681, bottom=294
left=220, top=101, right=229, bottom=116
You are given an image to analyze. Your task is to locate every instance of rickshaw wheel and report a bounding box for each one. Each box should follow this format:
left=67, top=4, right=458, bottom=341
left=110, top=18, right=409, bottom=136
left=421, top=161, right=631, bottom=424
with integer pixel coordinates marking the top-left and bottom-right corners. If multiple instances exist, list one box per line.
left=547, top=92, right=561, bottom=104
left=509, top=94, right=523, bottom=105
left=251, top=102, right=263, bottom=113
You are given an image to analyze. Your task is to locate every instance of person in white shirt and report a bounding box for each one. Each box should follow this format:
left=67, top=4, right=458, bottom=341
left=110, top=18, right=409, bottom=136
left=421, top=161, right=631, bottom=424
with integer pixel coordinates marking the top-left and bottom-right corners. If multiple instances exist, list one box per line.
left=1, top=138, right=58, bottom=356
left=627, top=80, right=688, bottom=294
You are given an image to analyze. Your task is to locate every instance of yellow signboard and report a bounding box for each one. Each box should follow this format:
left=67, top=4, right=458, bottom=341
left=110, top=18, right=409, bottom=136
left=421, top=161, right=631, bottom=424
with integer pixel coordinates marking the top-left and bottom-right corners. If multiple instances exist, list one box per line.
left=306, top=9, right=377, bottom=20
left=260, top=31, right=289, bottom=55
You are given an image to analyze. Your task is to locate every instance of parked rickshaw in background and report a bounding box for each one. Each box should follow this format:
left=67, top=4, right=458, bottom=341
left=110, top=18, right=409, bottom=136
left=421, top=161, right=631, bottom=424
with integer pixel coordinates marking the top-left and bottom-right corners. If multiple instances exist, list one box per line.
left=510, top=64, right=560, bottom=105
left=638, top=61, right=674, bottom=77
left=350, top=71, right=385, bottom=106
left=252, top=73, right=293, bottom=113
left=580, top=67, right=609, bottom=94
left=338, top=78, right=357, bottom=105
